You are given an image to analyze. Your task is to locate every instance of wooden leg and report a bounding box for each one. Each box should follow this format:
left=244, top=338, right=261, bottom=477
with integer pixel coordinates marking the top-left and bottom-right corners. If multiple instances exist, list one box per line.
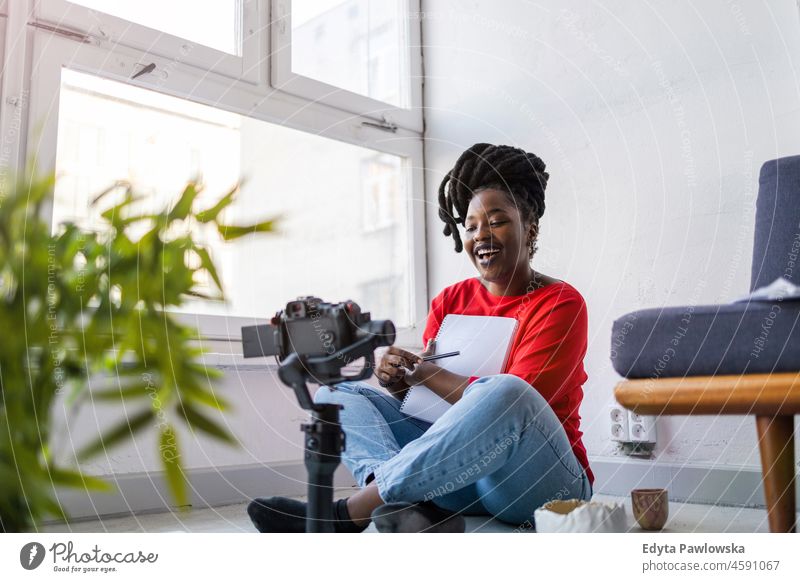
left=755, top=415, right=796, bottom=533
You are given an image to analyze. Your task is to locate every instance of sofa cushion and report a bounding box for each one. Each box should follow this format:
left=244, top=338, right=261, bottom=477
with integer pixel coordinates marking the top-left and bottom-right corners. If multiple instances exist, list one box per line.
left=610, top=301, right=800, bottom=379
left=751, top=156, right=800, bottom=292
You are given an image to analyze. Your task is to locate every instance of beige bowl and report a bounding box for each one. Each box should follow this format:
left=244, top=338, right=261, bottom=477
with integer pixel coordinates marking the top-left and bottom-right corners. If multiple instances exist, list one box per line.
left=534, top=499, right=627, bottom=533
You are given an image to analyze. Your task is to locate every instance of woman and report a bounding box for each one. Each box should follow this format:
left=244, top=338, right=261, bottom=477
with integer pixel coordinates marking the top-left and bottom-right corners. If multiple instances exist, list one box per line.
left=248, top=143, right=593, bottom=533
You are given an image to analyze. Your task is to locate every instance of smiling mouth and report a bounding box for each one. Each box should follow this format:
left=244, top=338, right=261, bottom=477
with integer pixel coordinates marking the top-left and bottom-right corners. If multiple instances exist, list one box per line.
left=475, top=248, right=501, bottom=266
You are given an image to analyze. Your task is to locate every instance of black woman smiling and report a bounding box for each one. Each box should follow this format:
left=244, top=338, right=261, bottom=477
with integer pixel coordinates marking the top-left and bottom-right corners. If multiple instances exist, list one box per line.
left=248, top=143, right=593, bottom=533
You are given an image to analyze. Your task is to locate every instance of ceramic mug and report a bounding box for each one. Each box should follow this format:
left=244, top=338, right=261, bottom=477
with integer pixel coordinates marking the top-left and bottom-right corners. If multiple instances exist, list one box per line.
left=631, top=488, right=669, bottom=530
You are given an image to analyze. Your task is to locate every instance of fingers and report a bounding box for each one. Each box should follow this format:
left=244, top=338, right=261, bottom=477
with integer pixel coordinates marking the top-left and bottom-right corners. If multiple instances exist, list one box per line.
left=386, top=346, right=423, bottom=365
left=385, top=354, right=416, bottom=370
left=377, top=354, right=407, bottom=377
left=377, top=347, right=418, bottom=386
left=376, top=366, right=405, bottom=384
left=376, top=345, right=430, bottom=387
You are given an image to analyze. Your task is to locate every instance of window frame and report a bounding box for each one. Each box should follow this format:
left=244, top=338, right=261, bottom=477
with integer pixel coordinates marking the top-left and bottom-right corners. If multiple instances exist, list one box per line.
left=0, top=16, right=5, bottom=68
left=23, top=29, right=427, bottom=346
left=0, top=0, right=25, bottom=176
left=270, top=0, right=424, bottom=133
left=33, top=0, right=265, bottom=84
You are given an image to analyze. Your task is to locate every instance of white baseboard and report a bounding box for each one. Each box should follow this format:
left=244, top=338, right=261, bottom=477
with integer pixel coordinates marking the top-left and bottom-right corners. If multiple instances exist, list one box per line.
left=591, top=457, right=800, bottom=508
left=52, top=462, right=357, bottom=522
left=52, top=456, right=799, bottom=523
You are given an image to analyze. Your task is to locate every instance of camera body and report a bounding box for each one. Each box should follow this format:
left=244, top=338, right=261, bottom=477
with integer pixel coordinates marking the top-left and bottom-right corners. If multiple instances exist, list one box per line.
left=242, top=296, right=395, bottom=386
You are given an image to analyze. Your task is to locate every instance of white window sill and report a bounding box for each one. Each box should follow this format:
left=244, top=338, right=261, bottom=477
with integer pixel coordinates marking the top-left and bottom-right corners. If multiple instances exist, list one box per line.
left=193, top=343, right=423, bottom=371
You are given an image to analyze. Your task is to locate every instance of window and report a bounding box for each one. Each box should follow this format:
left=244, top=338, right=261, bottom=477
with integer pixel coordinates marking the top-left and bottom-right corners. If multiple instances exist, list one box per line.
left=361, top=154, right=401, bottom=232
left=291, top=0, right=408, bottom=107
left=21, top=1, right=425, bottom=343
left=53, top=69, right=241, bottom=231
left=49, top=68, right=416, bottom=327
left=359, top=275, right=406, bottom=329
left=34, top=0, right=261, bottom=82
left=272, top=0, right=423, bottom=132
left=64, top=0, right=241, bottom=55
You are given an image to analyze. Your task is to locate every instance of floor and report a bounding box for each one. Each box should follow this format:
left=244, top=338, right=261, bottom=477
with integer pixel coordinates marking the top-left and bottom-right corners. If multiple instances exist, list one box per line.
left=42, top=491, right=781, bottom=533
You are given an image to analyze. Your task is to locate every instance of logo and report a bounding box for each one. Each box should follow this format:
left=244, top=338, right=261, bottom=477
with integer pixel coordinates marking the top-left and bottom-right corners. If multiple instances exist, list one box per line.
left=20, top=542, right=46, bottom=570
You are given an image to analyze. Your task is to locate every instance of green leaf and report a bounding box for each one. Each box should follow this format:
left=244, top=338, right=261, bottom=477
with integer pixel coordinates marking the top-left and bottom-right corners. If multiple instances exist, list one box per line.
left=90, top=384, right=153, bottom=402
left=49, top=467, right=113, bottom=492
left=193, top=246, right=222, bottom=292
left=92, top=180, right=129, bottom=206
left=195, top=184, right=238, bottom=223
left=178, top=380, right=229, bottom=411
left=184, top=290, right=224, bottom=301
left=217, top=218, right=279, bottom=241
left=23, top=172, right=56, bottom=206
left=159, top=425, right=188, bottom=507
left=77, top=409, right=154, bottom=461
left=40, top=497, right=69, bottom=523
left=100, top=192, right=144, bottom=223
left=168, top=183, right=200, bottom=220
left=178, top=402, right=237, bottom=445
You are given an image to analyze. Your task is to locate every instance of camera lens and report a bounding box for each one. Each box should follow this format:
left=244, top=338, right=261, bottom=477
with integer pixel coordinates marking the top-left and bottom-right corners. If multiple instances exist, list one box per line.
left=370, top=320, right=395, bottom=347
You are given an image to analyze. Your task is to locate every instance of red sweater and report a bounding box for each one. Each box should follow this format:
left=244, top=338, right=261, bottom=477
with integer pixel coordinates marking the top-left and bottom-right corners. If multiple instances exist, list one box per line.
left=422, top=277, right=594, bottom=485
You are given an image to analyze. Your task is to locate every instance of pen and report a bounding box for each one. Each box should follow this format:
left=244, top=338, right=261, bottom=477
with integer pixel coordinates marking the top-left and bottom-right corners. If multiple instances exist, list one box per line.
left=388, top=350, right=460, bottom=368
left=422, top=350, right=460, bottom=362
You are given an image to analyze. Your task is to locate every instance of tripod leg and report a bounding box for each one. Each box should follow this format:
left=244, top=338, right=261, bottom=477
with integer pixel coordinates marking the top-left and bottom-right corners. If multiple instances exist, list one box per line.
left=303, top=404, right=344, bottom=533
left=305, top=468, right=335, bottom=533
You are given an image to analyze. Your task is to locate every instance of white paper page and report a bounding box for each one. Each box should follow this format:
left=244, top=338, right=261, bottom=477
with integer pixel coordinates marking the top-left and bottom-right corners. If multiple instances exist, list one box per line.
left=400, top=315, right=518, bottom=422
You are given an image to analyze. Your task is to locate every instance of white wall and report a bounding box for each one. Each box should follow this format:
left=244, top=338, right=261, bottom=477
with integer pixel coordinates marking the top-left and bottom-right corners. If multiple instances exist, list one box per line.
left=421, top=0, right=800, bottom=470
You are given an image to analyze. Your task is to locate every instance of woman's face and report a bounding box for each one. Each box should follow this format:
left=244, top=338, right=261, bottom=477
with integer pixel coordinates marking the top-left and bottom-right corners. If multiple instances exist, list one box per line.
left=463, top=188, right=534, bottom=282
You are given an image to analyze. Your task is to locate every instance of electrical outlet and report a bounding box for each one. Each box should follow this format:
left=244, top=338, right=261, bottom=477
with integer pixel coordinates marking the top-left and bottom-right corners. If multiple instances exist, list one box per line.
left=609, top=405, right=629, bottom=442
left=628, top=411, right=657, bottom=443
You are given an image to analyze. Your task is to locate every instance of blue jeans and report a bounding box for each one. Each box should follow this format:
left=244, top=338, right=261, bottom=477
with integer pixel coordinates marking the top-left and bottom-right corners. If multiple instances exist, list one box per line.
left=314, top=373, right=592, bottom=526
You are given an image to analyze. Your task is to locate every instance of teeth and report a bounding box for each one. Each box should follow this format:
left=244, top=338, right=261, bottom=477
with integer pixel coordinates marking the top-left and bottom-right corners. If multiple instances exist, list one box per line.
left=477, top=249, right=499, bottom=259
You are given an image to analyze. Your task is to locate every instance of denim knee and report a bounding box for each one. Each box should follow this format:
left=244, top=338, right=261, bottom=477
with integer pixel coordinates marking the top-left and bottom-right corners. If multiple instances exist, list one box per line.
left=313, top=385, right=336, bottom=405
left=464, top=374, right=544, bottom=418
left=313, top=382, right=376, bottom=405
left=313, top=384, right=357, bottom=405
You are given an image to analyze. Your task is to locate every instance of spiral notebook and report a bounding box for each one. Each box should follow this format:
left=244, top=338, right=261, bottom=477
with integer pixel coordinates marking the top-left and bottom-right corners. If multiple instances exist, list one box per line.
left=400, top=314, right=519, bottom=423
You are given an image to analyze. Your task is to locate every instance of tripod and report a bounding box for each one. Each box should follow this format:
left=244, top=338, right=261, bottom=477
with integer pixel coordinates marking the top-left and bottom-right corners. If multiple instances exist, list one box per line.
left=276, top=338, right=377, bottom=533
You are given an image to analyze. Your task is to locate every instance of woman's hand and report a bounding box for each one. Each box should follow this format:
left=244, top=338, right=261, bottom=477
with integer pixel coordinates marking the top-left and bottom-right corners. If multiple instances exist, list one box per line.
left=404, top=339, right=438, bottom=387
left=375, top=344, right=424, bottom=399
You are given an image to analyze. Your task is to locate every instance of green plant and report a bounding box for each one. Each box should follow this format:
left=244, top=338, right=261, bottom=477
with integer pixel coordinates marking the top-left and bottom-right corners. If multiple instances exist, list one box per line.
left=0, top=173, right=276, bottom=532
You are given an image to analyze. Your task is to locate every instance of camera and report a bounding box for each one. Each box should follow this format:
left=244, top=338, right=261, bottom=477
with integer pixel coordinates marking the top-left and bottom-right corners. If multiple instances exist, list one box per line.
left=242, top=296, right=395, bottom=386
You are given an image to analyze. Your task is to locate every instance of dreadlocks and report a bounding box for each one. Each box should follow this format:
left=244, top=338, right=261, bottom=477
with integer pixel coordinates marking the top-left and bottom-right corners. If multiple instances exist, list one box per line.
left=437, top=143, right=549, bottom=257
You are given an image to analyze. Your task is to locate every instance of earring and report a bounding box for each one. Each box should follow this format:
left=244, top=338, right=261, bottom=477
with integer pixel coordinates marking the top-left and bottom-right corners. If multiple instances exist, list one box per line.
left=527, top=237, right=535, bottom=257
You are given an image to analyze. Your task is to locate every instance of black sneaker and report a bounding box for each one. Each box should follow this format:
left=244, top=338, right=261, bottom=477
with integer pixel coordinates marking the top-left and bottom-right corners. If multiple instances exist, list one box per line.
left=247, top=497, right=367, bottom=533
left=371, top=501, right=466, bottom=533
